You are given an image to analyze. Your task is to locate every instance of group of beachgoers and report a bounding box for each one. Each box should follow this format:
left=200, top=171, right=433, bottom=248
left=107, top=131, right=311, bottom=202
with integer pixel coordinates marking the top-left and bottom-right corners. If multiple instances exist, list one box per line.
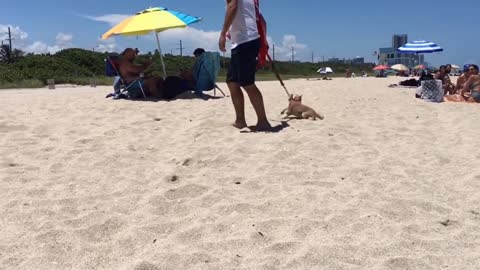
left=110, top=0, right=273, bottom=131
left=441, top=64, right=480, bottom=103
left=115, top=47, right=211, bottom=100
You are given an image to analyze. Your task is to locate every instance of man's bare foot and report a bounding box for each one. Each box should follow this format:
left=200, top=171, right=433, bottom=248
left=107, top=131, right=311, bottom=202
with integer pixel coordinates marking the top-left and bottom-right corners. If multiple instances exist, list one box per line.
left=232, top=121, right=247, bottom=129
left=254, top=121, right=273, bottom=132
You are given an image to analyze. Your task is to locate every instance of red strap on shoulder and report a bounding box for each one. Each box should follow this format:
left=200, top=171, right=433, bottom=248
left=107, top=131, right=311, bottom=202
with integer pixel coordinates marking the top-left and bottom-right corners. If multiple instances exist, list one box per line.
left=254, top=0, right=270, bottom=68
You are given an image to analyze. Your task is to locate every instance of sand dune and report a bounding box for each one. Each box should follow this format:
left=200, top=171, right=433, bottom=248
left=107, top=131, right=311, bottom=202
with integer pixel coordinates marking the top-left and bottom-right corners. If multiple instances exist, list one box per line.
left=1, top=77, right=479, bottom=269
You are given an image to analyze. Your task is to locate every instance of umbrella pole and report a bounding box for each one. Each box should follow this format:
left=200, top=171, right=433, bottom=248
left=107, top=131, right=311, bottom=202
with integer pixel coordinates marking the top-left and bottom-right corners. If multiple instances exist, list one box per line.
left=154, top=32, right=167, bottom=79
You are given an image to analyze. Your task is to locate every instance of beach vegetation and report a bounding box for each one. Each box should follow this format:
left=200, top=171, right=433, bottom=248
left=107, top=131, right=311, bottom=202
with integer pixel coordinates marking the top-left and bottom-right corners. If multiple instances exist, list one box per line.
left=0, top=48, right=375, bottom=89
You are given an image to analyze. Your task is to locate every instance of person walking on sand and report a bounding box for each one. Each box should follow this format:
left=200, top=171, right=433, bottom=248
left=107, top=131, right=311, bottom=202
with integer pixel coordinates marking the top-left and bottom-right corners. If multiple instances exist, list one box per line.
left=219, top=0, right=272, bottom=131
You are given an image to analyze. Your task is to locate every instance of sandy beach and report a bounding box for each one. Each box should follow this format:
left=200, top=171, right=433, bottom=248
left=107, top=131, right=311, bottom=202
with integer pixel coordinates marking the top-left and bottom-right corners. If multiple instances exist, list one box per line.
left=1, top=77, right=479, bottom=269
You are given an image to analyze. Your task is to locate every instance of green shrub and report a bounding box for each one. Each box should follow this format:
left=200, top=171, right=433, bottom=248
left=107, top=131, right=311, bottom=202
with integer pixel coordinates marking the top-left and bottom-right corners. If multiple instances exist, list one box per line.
left=0, top=47, right=376, bottom=88
left=0, top=65, right=24, bottom=82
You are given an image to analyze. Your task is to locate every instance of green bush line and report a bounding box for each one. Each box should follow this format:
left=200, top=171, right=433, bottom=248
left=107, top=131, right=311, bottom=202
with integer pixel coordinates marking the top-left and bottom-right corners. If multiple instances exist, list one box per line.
left=0, top=48, right=375, bottom=89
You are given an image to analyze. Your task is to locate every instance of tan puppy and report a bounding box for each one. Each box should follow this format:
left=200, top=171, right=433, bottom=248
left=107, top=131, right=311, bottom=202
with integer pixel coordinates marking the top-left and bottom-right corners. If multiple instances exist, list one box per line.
left=281, top=94, right=324, bottom=120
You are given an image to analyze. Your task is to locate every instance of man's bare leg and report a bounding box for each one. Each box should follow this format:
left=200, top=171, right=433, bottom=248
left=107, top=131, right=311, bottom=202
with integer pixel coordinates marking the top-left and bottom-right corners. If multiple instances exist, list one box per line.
left=228, top=82, right=247, bottom=129
left=243, top=84, right=271, bottom=131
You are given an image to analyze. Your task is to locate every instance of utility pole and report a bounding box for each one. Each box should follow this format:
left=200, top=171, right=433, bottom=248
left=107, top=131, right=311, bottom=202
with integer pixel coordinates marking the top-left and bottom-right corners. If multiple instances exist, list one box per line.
left=176, top=40, right=185, bottom=56
left=8, top=27, right=12, bottom=55
left=4, top=27, right=14, bottom=62
left=311, top=51, right=314, bottom=63
left=272, top=44, right=275, bottom=62
left=291, top=46, right=295, bottom=62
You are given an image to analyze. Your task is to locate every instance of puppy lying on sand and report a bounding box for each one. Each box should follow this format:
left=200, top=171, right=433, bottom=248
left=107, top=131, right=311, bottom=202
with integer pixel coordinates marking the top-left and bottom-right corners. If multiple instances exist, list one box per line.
left=281, top=94, right=324, bottom=120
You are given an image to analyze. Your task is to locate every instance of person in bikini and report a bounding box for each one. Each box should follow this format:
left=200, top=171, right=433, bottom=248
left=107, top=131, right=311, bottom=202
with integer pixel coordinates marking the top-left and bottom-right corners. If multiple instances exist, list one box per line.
left=461, top=64, right=480, bottom=103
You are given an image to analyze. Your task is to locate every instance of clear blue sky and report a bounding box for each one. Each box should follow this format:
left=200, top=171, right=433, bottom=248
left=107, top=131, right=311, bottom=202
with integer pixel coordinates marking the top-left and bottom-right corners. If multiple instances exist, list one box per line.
left=1, top=0, right=478, bottom=66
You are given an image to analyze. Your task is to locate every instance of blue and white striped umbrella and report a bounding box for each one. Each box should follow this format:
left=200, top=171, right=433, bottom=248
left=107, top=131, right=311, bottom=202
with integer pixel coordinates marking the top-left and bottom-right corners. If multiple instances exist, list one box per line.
left=397, top=40, right=443, bottom=54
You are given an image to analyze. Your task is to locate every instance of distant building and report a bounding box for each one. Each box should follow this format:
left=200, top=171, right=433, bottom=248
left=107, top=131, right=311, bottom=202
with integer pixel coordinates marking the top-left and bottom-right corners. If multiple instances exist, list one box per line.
left=378, top=34, right=424, bottom=67
left=328, top=57, right=340, bottom=62
left=392, top=34, right=408, bottom=49
left=352, top=57, right=365, bottom=65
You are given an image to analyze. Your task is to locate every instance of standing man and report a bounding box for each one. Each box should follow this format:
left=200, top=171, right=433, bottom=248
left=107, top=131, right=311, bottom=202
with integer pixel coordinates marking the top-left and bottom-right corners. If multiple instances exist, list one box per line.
left=219, top=0, right=272, bottom=131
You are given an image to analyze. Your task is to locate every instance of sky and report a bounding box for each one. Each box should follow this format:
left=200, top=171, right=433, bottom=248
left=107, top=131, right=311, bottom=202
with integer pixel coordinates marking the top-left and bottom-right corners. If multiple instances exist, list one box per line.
left=1, top=0, right=479, bottom=66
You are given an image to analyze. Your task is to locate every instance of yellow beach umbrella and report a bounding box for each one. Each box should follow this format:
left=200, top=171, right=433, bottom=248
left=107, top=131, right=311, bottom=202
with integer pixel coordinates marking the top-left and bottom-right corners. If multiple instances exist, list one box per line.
left=102, top=7, right=201, bottom=77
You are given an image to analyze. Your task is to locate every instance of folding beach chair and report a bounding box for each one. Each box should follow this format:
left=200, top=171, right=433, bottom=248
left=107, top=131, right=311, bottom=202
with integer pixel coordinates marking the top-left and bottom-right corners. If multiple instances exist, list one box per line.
left=193, top=52, right=226, bottom=97
left=104, top=55, right=146, bottom=99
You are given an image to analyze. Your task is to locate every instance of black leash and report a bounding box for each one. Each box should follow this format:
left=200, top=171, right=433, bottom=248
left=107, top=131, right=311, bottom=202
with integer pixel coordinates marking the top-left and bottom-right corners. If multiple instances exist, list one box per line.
left=266, top=54, right=291, bottom=98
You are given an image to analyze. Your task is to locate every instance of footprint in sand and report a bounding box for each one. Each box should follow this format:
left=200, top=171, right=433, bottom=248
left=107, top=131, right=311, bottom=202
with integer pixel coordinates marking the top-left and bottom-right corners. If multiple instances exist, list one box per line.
left=148, top=196, right=173, bottom=216
left=49, top=163, right=64, bottom=172
left=133, top=261, right=161, bottom=270
left=383, top=257, right=430, bottom=270
left=0, top=124, right=28, bottom=133
left=103, top=130, right=116, bottom=136
left=76, top=138, right=93, bottom=145
left=267, top=241, right=301, bottom=255
left=42, top=146, right=56, bottom=152
left=164, top=184, right=208, bottom=200
left=76, top=217, right=126, bottom=243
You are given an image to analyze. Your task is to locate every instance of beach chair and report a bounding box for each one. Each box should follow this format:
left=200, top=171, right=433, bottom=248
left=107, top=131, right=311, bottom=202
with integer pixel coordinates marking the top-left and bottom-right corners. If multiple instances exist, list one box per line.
left=104, top=55, right=146, bottom=99
left=193, top=52, right=226, bottom=97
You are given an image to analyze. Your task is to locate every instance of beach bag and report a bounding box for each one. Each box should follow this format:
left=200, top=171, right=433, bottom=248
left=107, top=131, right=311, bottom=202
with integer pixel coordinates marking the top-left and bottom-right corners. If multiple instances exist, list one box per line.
left=254, top=0, right=269, bottom=69
left=419, top=79, right=443, bottom=103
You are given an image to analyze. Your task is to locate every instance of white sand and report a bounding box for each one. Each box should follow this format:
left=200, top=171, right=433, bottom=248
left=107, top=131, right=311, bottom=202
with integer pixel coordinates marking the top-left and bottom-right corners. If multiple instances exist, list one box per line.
left=1, top=78, right=479, bottom=270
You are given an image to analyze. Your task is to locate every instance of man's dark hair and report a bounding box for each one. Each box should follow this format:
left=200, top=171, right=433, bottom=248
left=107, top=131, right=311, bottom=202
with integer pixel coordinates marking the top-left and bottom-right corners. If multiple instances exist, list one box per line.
left=193, top=48, right=205, bottom=57
left=121, top=48, right=138, bottom=56
left=470, top=64, right=479, bottom=72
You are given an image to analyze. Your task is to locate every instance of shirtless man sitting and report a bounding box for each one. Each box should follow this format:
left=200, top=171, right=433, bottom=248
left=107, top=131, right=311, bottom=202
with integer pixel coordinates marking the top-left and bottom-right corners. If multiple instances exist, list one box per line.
left=117, top=48, right=164, bottom=97
left=454, top=65, right=472, bottom=93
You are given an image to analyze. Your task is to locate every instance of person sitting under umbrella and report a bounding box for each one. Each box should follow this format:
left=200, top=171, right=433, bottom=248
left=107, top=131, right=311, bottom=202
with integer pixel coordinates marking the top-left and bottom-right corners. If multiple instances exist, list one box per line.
left=118, top=48, right=164, bottom=97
